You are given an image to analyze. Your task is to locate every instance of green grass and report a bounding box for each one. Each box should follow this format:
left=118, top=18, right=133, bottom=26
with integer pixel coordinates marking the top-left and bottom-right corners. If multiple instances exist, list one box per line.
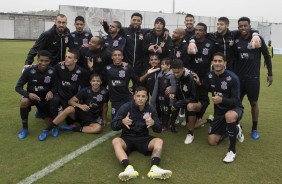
left=0, top=40, right=282, bottom=184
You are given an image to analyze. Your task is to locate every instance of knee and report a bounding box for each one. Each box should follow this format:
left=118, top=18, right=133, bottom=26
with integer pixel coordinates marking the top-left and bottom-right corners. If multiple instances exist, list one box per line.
left=187, top=102, right=200, bottom=112
left=112, top=138, right=122, bottom=147
left=64, top=106, right=75, bottom=114
left=208, top=136, right=218, bottom=146
left=225, top=111, right=238, bottom=123
left=208, top=139, right=217, bottom=146
left=20, top=98, right=30, bottom=108
left=250, top=101, right=258, bottom=107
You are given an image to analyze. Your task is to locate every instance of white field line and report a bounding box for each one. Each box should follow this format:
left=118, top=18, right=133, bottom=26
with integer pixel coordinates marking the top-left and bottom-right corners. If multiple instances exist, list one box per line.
left=18, top=131, right=120, bottom=184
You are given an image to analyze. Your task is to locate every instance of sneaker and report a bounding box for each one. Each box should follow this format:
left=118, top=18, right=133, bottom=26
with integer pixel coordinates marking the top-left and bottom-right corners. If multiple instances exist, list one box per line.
left=39, top=130, right=48, bottom=141
left=174, top=118, right=179, bottom=125
left=207, top=114, right=214, bottom=123
left=208, top=114, right=214, bottom=120
left=118, top=165, right=139, bottom=181
left=52, top=127, right=59, bottom=137
left=251, top=130, right=259, bottom=140
left=147, top=165, right=172, bottom=180
left=236, top=124, right=244, bottom=143
left=179, top=108, right=185, bottom=118
left=184, top=133, right=194, bottom=144
left=18, top=128, right=28, bottom=139
left=223, top=151, right=236, bottom=163
left=59, top=125, right=74, bottom=132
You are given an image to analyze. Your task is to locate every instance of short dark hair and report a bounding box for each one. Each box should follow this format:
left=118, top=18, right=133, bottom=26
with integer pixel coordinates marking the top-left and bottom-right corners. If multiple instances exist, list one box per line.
left=56, top=14, right=66, bottom=20
left=212, top=52, right=226, bottom=61
left=113, top=21, right=122, bottom=29
left=38, top=50, right=52, bottom=59
left=170, top=59, right=184, bottom=69
left=196, top=22, right=207, bottom=32
left=161, top=58, right=171, bottom=65
left=112, top=48, right=124, bottom=56
left=185, top=14, right=194, bottom=19
left=149, top=53, right=160, bottom=59
left=75, top=16, right=85, bottom=23
left=90, top=72, right=102, bottom=81
left=68, top=48, right=79, bottom=59
left=134, top=86, right=148, bottom=95
left=131, top=12, right=143, bottom=20
left=238, top=17, right=250, bottom=24
left=218, top=17, right=229, bottom=25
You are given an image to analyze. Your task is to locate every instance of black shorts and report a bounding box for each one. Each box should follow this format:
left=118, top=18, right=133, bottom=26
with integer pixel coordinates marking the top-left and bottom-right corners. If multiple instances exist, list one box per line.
left=208, top=107, right=243, bottom=136
left=29, top=99, right=51, bottom=118
left=75, top=108, right=102, bottom=126
left=240, top=77, right=260, bottom=102
left=121, top=135, right=155, bottom=156
left=197, top=97, right=210, bottom=118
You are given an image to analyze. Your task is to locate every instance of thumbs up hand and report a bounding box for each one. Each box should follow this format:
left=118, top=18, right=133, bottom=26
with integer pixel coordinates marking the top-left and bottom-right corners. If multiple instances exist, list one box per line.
left=122, top=112, right=133, bottom=129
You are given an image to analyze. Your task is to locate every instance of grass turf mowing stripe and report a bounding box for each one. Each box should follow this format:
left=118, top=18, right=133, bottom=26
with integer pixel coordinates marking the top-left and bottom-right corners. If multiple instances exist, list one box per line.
left=18, top=131, right=120, bottom=184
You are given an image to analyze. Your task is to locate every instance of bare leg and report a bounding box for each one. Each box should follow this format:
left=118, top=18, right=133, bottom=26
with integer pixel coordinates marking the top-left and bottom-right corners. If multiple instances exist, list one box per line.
left=82, top=123, right=102, bottom=134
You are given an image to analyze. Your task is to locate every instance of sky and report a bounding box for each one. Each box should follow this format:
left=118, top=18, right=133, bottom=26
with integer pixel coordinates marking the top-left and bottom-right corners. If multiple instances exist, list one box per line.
left=1, top=0, right=281, bottom=23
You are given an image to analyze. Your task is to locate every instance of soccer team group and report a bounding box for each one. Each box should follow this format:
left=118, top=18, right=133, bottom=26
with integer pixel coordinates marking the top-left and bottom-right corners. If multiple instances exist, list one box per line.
left=15, top=12, right=273, bottom=181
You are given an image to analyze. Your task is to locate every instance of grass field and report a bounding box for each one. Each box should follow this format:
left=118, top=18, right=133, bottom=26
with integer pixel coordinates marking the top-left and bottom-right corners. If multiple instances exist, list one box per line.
left=0, top=40, right=281, bottom=184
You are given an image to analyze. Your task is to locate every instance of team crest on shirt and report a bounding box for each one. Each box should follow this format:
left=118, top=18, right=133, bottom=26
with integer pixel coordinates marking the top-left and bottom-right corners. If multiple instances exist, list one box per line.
left=139, top=34, right=143, bottom=40
left=30, top=69, right=36, bottom=74
left=65, top=36, right=68, bottom=44
left=71, top=74, right=78, bottom=81
left=160, top=41, right=165, bottom=47
left=205, top=43, right=211, bottom=47
left=226, top=76, right=231, bottom=81
left=202, top=48, right=209, bottom=55
left=183, top=84, right=188, bottom=92
left=96, top=94, right=103, bottom=102
left=176, top=51, right=181, bottom=58
left=101, top=89, right=106, bottom=94
left=143, top=112, right=150, bottom=119
left=44, top=76, right=51, bottom=83
left=208, top=74, right=213, bottom=78
left=97, top=57, right=102, bottom=63
left=221, top=81, right=227, bottom=90
left=113, top=40, right=119, bottom=47
left=119, top=70, right=125, bottom=78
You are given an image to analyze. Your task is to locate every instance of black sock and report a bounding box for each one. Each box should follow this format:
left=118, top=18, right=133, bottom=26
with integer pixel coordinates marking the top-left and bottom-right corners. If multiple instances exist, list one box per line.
left=227, top=122, right=237, bottom=153
left=46, top=122, right=57, bottom=131
left=72, top=126, right=83, bottom=132
left=252, top=121, right=258, bottom=130
left=187, top=129, right=194, bottom=136
left=151, top=157, right=160, bottom=166
left=121, top=159, right=130, bottom=168
left=20, top=108, right=29, bottom=129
